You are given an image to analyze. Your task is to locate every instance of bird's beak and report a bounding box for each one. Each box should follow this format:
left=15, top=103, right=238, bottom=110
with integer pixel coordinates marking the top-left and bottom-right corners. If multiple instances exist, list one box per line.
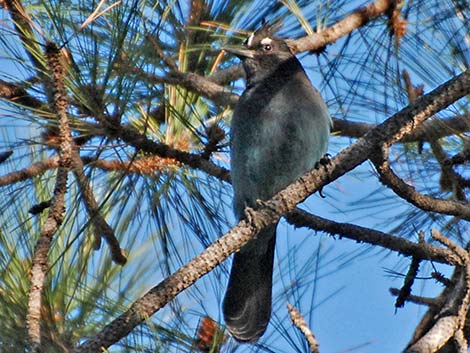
left=223, top=47, right=255, bottom=59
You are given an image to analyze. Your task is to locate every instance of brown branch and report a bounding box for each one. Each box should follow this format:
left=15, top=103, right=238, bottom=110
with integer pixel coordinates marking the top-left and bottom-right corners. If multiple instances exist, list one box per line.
left=27, top=42, right=73, bottom=353
left=430, top=139, right=466, bottom=200
left=85, top=155, right=182, bottom=173
left=208, top=64, right=244, bottom=86
left=2, top=74, right=469, bottom=144
left=446, top=149, right=470, bottom=166
left=389, top=288, right=441, bottom=307
left=289, top=0, right=393, bottom=54
left=0, top=79, right=43, bottom=108
left=406, top=316, right=460, bottom=353
left=2, top=0, right=46, bottom=75
left=115, top=124, right=231, bottom=182
left=73, top=65, right=470, bottom=353
left=286, top=208, right=462, bottom=266
left=431, top=230, right=469, bottom=269
left=332, top=115, right=470, bottom=142
left=406, top=232, right=470, bottom=353
left=71, top=153, right=127, bottom=265
left=0, top=156, right=60, bottom=186
left=395, top=256, right=421, bottom=308
left=145, top=70, right=239, bottom=107
left=287, top=304, right=319, bottom=353
left=371, top=145, right=470, bottom=220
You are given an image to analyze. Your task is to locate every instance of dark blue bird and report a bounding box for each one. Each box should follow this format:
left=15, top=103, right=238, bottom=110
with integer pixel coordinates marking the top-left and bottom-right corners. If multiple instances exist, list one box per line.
left=223, top=22, right=331, bottom=342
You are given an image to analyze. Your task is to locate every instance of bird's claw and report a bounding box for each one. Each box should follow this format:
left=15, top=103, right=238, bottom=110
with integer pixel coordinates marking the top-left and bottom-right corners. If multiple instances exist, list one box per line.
left=314, top=153, right=331, bottom=171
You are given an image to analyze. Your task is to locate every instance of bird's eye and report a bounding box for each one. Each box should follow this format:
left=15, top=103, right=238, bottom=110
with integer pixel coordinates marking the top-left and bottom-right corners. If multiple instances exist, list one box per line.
left=262, top=44, right=272, bottom=51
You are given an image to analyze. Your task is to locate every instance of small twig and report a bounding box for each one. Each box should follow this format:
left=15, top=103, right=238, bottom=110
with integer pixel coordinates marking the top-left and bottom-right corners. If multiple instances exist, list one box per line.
left=395, top=256, right=421, bottom=309
left=432, top=271, right=452, bottom=286
left=201, top=124, right=225, bottom=160
left=145, top=33, right=179, bottom=72
left=389, top=288, right=440, bottom=307
left=446, top=148, right=470, bottom=166
left=287, top=304, right=319, bottom=353
left=429, top=139, right=466, bottom=201
left=29, top=200, right=52, bottom=215
left=431, top=229, right=469, bottom=264
left=72, top=153, right=127, bottom=264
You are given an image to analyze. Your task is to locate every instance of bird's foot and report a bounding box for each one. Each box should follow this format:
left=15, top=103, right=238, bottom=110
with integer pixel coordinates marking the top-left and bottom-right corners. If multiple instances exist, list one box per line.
left=315, top=154, right=331, bottom=199
left=244, top=206, right=257, bottom=225
left=244, top=200, right=275, bottom=233
left=314, top=153, right=331, bottom=171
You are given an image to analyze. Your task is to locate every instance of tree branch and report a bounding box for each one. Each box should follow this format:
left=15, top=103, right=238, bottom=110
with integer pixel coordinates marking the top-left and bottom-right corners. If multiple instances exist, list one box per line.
left=288, top=0, right=393, bottom=54
left=287, top=304, right=319, bottom=353
left=332, top=115, right=470, bottom=143
left=286, top=209, right=462, bottom=266
left=371, top=145, right=470, bottom=220
left=27, top=42, right=73, bottom=353
left=71, top=153, right=127, bottom=264
left=406, top=232, right=470, bottom=353
left=114, top=124, right=231, bottom=182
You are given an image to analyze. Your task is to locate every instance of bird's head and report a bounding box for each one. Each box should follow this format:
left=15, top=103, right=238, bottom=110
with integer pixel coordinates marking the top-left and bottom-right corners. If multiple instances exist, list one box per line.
left=225, top=22, right=298, bottom=85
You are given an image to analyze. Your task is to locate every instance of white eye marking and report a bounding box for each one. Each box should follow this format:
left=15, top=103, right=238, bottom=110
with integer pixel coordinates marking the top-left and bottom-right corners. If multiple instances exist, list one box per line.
left=246, top=33, right=255, bottom=47
left=260, top=37, right=272, bottom=45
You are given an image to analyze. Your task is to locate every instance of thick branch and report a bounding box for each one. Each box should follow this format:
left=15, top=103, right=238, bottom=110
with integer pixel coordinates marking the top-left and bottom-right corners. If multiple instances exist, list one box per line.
left=74, top=66, right=470, bottom=353
left=406, top=316, right=460, bottom=353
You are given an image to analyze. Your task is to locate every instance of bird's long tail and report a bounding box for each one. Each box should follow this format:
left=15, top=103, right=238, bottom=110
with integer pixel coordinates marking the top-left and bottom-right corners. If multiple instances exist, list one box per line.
left=223, top=226, right=276, bottom=342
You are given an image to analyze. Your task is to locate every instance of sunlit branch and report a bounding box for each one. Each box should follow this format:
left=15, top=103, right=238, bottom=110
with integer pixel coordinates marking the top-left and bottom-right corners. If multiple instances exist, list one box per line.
left=289, top=0, right=393, bottom=54
left=27, top=42, right=72, bottom=353
left=287, top=304, right=319, bottom=353
left=405, top=230, right=470, bottom=353
left=332, top=115, right=470, bottom=143
left=0, top=156, right=60, bottom=186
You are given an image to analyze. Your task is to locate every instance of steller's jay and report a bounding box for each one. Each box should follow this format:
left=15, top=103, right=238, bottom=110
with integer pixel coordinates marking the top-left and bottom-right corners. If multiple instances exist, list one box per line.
left=222, top=22, right=331, bottom=342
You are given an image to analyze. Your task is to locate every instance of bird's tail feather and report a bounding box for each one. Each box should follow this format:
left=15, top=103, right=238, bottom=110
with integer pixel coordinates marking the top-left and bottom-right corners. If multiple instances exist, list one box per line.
left=223, top=226, right=276, bottom=342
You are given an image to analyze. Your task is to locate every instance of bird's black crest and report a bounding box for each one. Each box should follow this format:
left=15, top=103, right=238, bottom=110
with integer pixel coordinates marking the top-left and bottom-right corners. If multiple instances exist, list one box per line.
left=243, top=21, right=283, bottom=48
